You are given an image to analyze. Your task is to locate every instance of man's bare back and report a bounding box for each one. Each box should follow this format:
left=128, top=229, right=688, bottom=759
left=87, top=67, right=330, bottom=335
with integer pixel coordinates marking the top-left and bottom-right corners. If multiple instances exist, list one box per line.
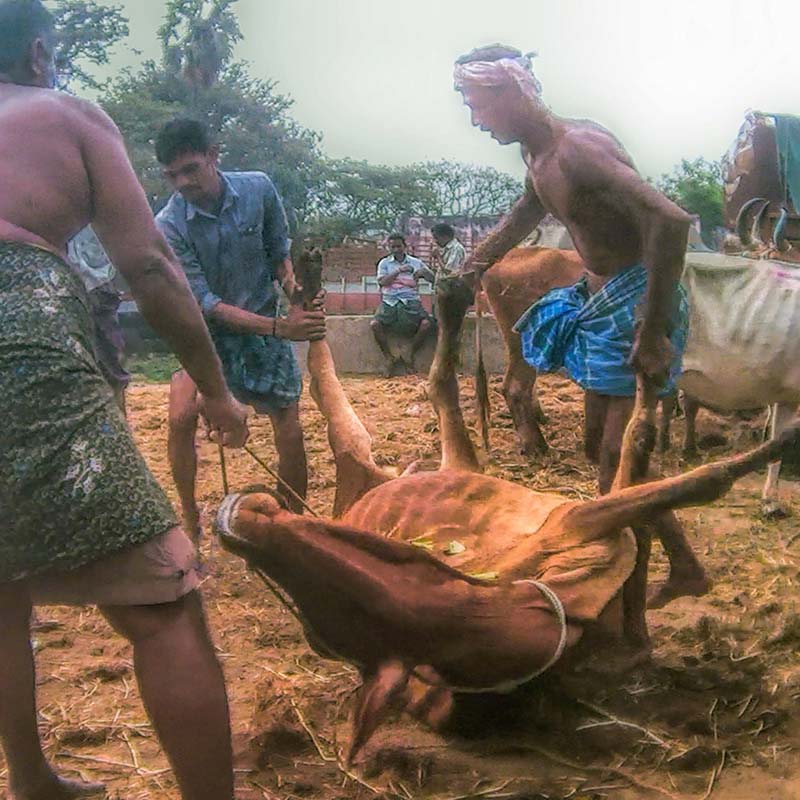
left=0, top=85, right=95, bottom=254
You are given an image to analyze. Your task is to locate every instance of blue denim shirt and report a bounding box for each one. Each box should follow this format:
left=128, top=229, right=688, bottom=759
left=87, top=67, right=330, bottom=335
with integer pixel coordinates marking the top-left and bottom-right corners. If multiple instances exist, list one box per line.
left=155, top=171, right=300, bottom=409
left=156, top=171, right=290, bottom=318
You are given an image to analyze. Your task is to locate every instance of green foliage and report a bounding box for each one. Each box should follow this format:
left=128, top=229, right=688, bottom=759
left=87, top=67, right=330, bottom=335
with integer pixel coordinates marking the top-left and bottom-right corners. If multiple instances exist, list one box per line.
left=97, top=0, right=320, bottom=214
left=128, top=353, right=180, bottom=384
left=657, top=158, right=724, bottom=244
left=304, top=158, right=521, bottom=242
left=305, top=158, right=436, bottom=238
left=420, top=160, right=523, bottom=217
left=48, top=0, right=129, bottom=90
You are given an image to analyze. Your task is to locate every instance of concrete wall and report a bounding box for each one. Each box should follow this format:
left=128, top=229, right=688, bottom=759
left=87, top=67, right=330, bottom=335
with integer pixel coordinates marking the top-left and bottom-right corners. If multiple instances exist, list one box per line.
left=120, top=306, right=509, bottom=375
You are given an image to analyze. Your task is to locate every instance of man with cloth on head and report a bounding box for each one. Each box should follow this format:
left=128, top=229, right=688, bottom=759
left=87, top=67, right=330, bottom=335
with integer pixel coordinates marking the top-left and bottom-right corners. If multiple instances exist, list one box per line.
left=0, top=2, right=249, bottom=798
left=453, top=44, right=708, bottom=615
left=155, top=118, right=326, bottom=530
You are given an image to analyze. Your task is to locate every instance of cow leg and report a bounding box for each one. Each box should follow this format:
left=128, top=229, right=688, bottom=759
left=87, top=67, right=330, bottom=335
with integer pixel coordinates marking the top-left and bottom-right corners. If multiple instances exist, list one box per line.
left=503, top=347, right=548, bottom=456
left=762, top=402, right=796, bottom=516
left=347, top=661, right=410, bottom=766
left=428, top=278, right=481, bottom=472
left=658, top=391, right=677, bottom=453
left=552, top=421, right=800, bottom=541
left=682, top=393, right=700, bottom=457
left=307, top=341, right=392, bottom=517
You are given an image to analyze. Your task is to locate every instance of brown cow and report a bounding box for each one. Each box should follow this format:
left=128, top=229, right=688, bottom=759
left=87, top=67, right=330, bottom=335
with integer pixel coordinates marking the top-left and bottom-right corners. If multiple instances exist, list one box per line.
left=217, top=263, right=794, bottom=764
left=482, top=246, right=709, bottom=607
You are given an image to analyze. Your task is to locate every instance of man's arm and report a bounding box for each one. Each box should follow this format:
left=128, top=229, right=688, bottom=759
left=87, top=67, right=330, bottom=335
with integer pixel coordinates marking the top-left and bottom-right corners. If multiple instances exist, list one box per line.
left=158, top=216, right=324, bottom=341
left=74, top=101, right=246, bottom=443
left=414, top=260, right=436, bottom=283
left=377, top=258, right=406, bottom=287
left=462, top=183, right=546, bottom=279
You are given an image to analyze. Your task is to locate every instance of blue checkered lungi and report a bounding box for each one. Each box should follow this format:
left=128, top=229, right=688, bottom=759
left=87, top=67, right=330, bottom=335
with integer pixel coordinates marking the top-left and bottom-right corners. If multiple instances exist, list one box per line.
left=209, top=324, right=302, bottom=411
left=513, top=265, right=688, bottom=397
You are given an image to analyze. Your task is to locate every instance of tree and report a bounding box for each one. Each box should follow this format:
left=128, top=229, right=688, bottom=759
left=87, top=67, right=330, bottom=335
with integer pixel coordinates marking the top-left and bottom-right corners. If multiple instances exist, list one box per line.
left=98, top=0, right=320, bottom=218
left=48, top=0, right=129, bottom=90
left=657, top=158, right=724, bottom=245
left=305, top=158, right=437, bottom=239
left=419, top=160, right=523, bottom=217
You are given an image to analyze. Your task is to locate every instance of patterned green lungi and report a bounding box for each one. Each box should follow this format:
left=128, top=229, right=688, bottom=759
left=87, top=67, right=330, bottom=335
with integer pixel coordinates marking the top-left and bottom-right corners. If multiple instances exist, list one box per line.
left=0, top=242, right=177, bottom=583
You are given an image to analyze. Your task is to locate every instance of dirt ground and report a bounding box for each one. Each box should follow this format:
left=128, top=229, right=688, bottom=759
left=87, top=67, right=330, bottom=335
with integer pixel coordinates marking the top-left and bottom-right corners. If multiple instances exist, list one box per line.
left=3, top=373, right=800, bottom=800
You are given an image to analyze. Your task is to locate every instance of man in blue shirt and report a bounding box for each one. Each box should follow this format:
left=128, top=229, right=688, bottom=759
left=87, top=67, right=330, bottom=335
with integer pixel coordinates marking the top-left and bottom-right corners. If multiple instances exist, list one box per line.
left=155, top=119, right=325, bottom=531
left=372, top=233, right=435, bottom=375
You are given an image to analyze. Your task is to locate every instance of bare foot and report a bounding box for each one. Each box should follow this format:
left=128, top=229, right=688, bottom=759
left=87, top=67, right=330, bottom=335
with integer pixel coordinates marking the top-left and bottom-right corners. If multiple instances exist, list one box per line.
left=647, top=573, right=711, bottom=609
left=11, top=773, right=105, bottom=800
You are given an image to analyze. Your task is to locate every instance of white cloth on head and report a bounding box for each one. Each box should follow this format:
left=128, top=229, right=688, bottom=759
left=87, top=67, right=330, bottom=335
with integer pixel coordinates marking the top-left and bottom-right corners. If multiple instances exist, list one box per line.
left=453, top=56, right=542, bottom=99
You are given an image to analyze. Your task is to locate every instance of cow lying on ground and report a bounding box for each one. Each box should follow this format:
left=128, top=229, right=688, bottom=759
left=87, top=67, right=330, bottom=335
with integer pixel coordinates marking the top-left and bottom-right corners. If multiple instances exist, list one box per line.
left=482, top=247, right=800, bottom=510
left=216, top=260, right=798, bottom=764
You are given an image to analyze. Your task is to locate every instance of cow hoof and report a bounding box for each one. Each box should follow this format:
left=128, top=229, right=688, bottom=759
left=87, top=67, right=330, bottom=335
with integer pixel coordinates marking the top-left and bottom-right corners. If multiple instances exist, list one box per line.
left=761, top=500, right=790, bottom=520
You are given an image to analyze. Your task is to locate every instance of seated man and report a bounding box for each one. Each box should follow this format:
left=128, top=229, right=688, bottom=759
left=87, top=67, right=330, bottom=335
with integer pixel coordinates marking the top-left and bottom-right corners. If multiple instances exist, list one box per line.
left=371, top=232, right=435, bottom=375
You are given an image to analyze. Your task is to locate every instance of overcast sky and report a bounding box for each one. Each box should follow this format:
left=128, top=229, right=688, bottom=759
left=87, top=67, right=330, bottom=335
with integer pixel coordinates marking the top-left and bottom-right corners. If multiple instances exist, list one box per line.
left=103, top=0, right=799, bottom=181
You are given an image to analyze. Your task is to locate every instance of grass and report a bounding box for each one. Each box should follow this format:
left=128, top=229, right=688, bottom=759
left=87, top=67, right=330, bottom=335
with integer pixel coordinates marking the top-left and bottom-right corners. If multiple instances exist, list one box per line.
left=127, top=353, right=180, bottom=384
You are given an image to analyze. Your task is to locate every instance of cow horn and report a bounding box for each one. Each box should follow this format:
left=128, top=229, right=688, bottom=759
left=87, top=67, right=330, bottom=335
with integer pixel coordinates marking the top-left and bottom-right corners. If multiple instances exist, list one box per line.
left=772, top=206, right=789, bottom=251
left=735, top=197, right=766, bottom=245
left=750, top=199, right=772, bottom=246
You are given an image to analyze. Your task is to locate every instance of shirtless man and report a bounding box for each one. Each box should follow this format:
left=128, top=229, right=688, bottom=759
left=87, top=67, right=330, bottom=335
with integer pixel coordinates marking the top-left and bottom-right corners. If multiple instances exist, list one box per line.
left=0, top=2, right=247, bottom=798
left=454, top=45, right=708, bottom=610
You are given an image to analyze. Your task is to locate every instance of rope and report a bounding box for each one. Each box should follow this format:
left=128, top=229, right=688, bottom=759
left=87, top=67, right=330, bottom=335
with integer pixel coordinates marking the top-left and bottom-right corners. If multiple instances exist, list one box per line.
left=215, top=440, right=320, bottom=517
left=243, top=445, right=320, bottom=517
left=514, top=579, right=569, bottom=679
left=217, top=444, right=230, bottom=496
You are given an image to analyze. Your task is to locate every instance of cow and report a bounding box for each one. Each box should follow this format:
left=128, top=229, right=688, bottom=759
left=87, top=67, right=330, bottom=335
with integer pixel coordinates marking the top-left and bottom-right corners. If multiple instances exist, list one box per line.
left=216, top=257, right=796, bottom=764
left=481, top=247, right=800, bottom=511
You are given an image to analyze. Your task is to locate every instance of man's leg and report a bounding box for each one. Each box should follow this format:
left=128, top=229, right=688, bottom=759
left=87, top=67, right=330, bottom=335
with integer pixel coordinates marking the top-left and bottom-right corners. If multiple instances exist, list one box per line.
left=100, top=588, right=233, bottom=800
left=370, top=318, right=395, bottom=371
left=168, top=371, right=203, bottom=542
left=584, top=391, right=609, bottom=465
left=410, top=317, right=434, bottom=366
left=0, top=583, right=104, bottom=800
left=600, top=397, right=708, bottom=611
left=269, top=403, right=309, bottom=514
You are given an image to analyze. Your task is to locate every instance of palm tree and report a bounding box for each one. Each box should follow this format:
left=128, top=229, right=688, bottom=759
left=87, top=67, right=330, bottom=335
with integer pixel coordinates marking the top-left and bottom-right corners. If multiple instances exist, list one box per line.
left=159, top=0, right=241, bottom=90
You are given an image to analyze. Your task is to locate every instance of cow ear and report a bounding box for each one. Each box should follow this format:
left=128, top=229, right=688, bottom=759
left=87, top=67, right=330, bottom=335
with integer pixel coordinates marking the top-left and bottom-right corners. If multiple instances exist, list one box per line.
left=347, top=661, right=409, bottom=766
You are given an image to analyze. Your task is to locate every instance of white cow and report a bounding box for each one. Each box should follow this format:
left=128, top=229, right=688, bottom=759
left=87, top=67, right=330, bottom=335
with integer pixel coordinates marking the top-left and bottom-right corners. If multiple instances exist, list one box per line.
left=662, top=252, right=800, bottom=509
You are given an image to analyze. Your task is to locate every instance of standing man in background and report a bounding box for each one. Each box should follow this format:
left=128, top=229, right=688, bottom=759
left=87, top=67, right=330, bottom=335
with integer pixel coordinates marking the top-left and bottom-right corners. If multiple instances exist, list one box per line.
left=430, top=222, right=466, bottom=289
left=155, top=119, right=325, bottom=533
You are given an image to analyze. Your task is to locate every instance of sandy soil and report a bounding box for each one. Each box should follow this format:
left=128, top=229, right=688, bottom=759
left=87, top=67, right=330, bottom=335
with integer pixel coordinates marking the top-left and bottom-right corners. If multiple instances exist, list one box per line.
left=3, top=373, right=800, bottom=800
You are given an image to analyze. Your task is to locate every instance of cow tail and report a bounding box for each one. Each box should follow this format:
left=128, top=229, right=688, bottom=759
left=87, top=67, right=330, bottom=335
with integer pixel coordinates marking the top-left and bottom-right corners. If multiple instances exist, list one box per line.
left=474, top=277, right=491, bottom=452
